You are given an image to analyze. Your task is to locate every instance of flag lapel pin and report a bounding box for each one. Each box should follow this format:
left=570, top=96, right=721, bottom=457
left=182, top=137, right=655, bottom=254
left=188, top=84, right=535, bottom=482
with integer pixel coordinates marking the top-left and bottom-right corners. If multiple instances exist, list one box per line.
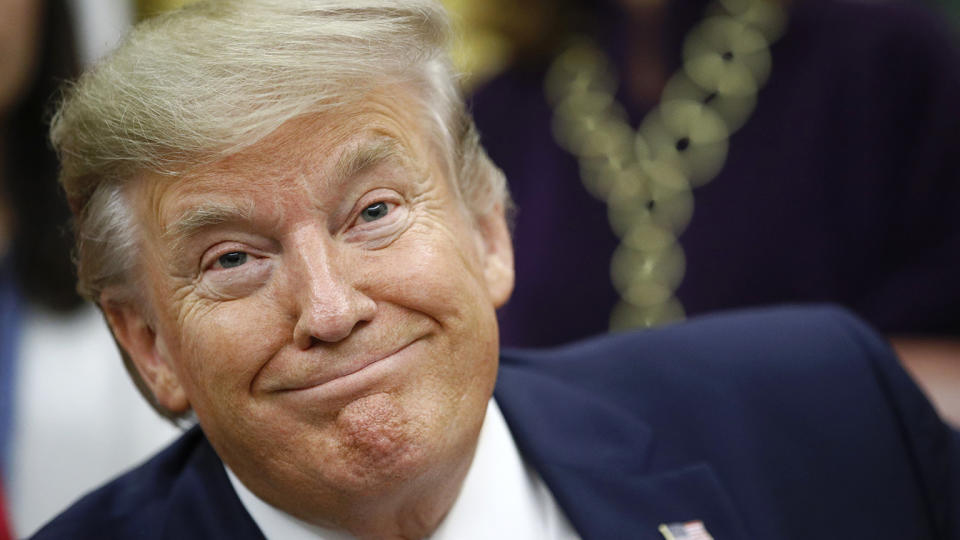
left=658, top=520, right=714, bottom=540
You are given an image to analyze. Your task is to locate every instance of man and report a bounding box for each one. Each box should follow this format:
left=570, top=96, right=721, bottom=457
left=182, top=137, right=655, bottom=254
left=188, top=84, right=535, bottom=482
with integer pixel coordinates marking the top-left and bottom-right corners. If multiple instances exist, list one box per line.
left=36, top=0, right=959, bottom=538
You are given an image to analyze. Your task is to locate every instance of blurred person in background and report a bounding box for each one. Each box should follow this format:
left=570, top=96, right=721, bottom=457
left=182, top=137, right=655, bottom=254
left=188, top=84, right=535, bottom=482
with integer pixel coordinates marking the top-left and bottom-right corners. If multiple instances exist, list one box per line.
left=469, top=0, right=960, bottom=424
left=0, top=0, right=178, bottom=536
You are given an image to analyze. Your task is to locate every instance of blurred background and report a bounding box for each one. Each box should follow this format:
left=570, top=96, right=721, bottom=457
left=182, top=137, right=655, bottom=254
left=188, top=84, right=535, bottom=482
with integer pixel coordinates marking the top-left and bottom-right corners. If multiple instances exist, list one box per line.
left=2, top=0, right=959, bottom=537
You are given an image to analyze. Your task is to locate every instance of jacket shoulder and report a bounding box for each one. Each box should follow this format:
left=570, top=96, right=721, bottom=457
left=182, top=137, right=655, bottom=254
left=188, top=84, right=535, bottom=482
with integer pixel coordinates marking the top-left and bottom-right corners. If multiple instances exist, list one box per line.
left=498, top=305, right=959, bottom=538
left=501, top=305, right=931, bottom=441
left=502, top=304, right=896, bottom=393
left=30, top=427, right=260, bottom=540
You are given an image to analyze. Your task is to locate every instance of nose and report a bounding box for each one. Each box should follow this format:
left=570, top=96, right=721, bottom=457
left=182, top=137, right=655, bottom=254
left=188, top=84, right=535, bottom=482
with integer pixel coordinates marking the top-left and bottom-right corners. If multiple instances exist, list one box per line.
left=289, top=230, right=376, bottom=349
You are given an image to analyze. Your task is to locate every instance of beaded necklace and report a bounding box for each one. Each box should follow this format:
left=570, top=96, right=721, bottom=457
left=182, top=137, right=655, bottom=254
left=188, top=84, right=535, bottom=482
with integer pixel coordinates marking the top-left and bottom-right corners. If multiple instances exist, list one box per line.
left=545, top=0, right=787, bottom=329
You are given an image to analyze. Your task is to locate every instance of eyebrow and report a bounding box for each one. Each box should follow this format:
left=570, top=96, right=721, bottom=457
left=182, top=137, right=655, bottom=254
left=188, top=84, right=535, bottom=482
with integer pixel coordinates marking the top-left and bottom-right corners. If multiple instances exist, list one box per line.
left=332, top=135, right=406, bottom=184
left=162, top=200, right=256, bottom=259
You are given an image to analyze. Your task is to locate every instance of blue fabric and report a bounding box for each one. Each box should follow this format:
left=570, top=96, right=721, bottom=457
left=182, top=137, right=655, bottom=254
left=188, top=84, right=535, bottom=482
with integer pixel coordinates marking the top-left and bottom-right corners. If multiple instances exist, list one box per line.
left=30, top=306, right=960, bottom=539
left=0, top=258, right=21, bottom=479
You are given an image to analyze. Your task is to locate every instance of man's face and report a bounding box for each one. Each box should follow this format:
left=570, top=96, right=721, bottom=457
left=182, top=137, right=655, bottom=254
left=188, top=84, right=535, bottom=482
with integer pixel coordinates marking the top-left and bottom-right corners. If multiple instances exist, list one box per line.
left=107, top=90, right=513, bottom=529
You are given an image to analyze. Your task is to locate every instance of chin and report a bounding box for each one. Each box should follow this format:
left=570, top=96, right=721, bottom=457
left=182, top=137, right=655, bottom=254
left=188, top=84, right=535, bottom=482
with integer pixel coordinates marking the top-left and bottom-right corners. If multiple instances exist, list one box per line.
left=320, top=393, right=434, bottom=487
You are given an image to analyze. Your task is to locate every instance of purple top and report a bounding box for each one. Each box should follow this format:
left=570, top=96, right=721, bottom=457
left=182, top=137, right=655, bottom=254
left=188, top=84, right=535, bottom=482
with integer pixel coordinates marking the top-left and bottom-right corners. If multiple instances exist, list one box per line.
left=471, top=0, right=960, bottom=347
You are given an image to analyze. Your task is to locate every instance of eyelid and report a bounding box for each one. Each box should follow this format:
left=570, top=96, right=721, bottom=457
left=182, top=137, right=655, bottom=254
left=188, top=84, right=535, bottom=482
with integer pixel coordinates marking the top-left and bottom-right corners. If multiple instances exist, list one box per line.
left=200, top=242, right=260, bottom=272
left=212, top=251, right=247, bottom=270
left=346, top=189, right=404, bottom=230
left=196, top=243, right=273, bottom=301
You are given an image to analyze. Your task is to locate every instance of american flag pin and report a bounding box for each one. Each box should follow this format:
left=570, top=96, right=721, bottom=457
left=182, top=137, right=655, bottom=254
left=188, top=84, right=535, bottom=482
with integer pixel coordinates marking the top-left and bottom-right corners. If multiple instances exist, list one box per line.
left=658, top=520, right=714, bottom=540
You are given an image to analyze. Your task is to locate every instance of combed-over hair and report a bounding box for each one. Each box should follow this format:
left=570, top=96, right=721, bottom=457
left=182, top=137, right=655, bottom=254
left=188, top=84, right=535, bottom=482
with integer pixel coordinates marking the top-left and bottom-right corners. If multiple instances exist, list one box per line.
left=50, top=0, right=508, bottom=420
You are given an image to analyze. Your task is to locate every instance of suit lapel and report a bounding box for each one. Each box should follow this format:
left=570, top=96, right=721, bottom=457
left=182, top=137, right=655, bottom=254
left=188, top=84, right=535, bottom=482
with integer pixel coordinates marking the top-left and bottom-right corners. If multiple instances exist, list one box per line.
left=535, top=461, right=748, bottom=540
left=163, top=427, right=266, bottom=540
left=495, top=358, right=748, bottom=540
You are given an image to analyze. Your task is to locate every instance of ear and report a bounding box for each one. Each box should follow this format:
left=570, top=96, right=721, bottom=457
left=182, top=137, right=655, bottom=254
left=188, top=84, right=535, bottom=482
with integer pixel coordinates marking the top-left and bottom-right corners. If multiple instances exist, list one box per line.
left=473, top=203, right=514, bottom=308
left=100, top=290, right=190, bottom=414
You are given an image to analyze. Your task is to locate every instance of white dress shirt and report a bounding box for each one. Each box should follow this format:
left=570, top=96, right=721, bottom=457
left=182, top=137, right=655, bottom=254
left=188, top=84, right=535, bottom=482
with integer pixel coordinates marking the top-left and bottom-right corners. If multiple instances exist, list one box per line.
left=227, top=399, right=581, bottom=539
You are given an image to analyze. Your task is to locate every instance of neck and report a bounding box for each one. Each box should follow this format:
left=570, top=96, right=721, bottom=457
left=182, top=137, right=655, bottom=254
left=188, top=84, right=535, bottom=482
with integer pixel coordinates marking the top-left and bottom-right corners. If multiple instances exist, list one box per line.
left=337, top=457, right=475, bottom=540
left=230, top=431, right=480, bottom=540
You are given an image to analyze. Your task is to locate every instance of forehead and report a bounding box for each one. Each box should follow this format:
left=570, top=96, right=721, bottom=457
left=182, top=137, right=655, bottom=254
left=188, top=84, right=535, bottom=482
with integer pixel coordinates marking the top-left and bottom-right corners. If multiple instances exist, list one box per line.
left=136, top=94, right=437, bottom=231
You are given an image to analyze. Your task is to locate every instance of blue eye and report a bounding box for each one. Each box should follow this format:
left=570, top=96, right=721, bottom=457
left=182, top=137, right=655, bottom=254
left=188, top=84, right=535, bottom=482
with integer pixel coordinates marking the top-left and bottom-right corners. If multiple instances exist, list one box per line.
left=218, top=251, right=247, bottom=268
left=360, top=202, right=389, bottom=222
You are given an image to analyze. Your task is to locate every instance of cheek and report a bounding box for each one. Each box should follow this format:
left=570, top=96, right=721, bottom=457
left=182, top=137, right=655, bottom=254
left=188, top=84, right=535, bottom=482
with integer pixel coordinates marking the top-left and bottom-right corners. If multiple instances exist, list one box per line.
left=375, top=221, right=488, bottom=317
left=373, top=224, right=499, bottom=384
left=174, top=299, right=290, bottom=408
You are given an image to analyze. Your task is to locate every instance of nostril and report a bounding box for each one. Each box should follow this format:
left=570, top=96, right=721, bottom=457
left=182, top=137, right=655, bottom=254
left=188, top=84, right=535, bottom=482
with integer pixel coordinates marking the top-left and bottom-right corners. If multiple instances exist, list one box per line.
left=294, top=299, right=375, bottom=348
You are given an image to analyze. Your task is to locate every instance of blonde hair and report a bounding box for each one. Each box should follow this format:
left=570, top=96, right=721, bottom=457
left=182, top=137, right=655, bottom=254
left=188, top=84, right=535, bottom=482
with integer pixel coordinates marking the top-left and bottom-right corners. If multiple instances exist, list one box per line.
left=50, top=0, right=508, bottom=420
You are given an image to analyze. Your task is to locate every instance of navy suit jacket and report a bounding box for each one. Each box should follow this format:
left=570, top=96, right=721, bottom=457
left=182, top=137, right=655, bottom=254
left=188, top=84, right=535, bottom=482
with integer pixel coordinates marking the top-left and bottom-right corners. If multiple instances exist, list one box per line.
left=33, top=306, right=960, bottom=539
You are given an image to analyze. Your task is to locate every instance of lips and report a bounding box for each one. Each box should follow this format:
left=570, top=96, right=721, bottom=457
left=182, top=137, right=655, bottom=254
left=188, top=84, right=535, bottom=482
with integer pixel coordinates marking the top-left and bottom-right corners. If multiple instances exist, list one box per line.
left=264, top=336, right=424, bottom=395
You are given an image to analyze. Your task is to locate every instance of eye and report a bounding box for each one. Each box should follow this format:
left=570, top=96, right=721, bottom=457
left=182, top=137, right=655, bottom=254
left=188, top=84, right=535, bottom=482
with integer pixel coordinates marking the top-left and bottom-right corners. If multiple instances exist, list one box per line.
left=217, top=251, right=248, bottom=269
left=360, top=201, right=390, bottom=222
left=343, top=193, right=405, bottom=245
